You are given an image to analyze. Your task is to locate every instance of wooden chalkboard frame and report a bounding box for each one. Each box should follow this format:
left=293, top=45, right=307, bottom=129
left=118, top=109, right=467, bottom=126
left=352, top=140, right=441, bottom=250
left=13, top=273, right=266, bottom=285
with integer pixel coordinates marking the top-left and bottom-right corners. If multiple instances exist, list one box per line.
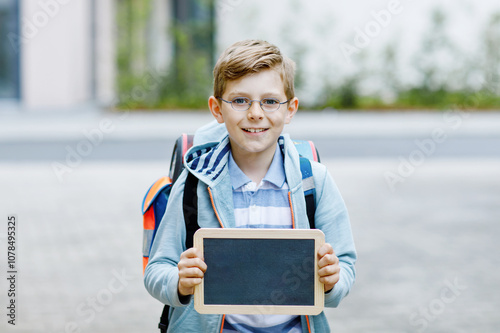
left=193, top=228, right=325, bottom=315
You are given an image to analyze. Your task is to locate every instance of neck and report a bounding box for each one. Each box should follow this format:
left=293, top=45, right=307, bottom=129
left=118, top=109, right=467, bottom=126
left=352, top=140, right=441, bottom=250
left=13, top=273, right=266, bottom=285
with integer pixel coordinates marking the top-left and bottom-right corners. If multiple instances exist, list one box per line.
left=230, top=144, right=277, bottom=184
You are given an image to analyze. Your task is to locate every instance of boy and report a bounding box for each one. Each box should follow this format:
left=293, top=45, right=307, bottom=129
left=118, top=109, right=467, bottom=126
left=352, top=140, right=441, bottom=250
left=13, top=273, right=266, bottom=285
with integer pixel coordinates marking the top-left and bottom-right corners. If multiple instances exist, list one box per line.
left=144, top=39, right=356, bottom=332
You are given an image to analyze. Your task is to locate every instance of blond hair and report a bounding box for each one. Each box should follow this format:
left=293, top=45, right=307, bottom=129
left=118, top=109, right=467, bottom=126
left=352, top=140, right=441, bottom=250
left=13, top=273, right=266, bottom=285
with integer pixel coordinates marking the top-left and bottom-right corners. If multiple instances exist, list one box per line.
left=213, top=40, right=296, bottom=101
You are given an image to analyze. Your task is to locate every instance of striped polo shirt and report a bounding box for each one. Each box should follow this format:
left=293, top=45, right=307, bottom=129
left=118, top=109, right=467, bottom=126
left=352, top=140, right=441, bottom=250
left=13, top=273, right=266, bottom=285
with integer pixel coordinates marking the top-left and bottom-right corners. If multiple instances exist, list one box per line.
left=223, top=144, right=301, bottom=333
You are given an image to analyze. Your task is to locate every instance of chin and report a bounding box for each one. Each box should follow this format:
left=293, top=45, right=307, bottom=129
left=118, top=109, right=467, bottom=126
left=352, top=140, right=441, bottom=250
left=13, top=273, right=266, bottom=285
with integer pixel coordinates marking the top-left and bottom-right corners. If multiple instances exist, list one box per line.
left=247, top=143, right=275, bottom=154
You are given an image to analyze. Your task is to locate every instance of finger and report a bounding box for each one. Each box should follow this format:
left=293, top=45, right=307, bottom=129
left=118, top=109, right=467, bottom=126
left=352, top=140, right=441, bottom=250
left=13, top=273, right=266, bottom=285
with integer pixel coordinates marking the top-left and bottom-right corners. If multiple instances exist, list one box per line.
left=179, top=257, right=207, bottom=273
left=179, top=276, right=203, bottom=287
left=178, top=277, right=203, bottom=296
left=318, top=263, right=340, bottom=278
left=179, top=248, right=207, bottom=272
left=317, top=243, right=334, bottom=258
left=319, top=273, right=339, bottom=286
left=181, top=247, right=204, bottom=260
left=318, top=253, right=339, bottom=269
left=179, top=266, right=205, bottom=279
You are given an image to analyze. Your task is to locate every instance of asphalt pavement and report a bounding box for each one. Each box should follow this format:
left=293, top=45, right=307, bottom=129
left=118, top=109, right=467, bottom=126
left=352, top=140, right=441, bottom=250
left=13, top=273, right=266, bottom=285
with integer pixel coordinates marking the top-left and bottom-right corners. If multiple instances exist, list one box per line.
left=1, top=109, right=499, bottom=332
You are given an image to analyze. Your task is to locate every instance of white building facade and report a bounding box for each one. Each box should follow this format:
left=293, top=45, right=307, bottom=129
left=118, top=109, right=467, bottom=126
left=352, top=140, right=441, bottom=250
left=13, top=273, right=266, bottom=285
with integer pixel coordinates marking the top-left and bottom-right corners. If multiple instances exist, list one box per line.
left=0, top=0, right=203, bottom=112
left=1, top=0, right=116, bottom=111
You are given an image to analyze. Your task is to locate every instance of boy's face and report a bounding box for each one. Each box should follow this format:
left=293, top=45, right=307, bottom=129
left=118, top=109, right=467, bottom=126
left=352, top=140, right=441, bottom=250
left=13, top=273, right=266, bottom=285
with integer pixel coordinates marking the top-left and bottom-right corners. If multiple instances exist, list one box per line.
left=209, top=69, right=298, bottom=162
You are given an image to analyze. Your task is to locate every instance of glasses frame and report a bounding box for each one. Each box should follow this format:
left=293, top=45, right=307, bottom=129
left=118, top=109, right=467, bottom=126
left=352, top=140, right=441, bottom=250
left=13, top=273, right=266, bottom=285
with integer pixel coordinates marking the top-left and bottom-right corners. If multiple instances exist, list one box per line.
left=218, top=97, right=290, bottom=113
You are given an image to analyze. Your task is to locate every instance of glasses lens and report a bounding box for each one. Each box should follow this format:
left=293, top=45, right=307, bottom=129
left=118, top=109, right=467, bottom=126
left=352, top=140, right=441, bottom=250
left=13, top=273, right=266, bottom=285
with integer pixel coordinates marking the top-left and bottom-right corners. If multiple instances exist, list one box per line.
left=231, top=97, right=250, bottom=111
left=261, top=98, right=280, bottom=112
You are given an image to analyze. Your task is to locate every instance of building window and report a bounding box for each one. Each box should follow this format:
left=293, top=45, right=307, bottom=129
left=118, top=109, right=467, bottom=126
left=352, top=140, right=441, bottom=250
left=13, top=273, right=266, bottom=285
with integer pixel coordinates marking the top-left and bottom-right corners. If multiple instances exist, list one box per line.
left=0, top=0, right=20, bottom=100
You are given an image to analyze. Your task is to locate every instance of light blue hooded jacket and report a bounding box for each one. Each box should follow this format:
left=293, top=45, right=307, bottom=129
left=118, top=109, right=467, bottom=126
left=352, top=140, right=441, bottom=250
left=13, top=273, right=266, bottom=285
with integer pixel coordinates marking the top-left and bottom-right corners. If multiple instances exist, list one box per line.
left=144, top=121, right=357, bottom=333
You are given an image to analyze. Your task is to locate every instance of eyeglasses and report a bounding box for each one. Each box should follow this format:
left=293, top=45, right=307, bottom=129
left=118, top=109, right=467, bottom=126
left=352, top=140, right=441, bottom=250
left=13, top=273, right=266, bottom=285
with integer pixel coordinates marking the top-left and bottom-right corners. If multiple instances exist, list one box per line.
left=219, top=97, right=290, bottom=112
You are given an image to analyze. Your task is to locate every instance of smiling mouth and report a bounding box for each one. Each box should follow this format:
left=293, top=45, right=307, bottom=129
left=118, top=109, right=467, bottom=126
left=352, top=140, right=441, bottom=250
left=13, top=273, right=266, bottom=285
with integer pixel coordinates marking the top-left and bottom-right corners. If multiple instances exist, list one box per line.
left=243, top=128, right=268, bottom=133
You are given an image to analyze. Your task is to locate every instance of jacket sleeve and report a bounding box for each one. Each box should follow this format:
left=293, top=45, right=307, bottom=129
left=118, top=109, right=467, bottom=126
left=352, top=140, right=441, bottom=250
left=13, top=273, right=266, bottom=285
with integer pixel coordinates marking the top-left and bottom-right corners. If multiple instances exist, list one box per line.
left=312, top=163, right=357, bottom=308
left=143, top=170, right=192, bottom=307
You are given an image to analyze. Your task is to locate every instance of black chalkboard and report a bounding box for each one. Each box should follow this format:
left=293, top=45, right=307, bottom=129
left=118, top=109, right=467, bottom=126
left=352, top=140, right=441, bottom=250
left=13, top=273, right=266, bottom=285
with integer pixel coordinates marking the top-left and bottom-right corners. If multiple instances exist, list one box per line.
left=204, top=238, right=315, bottom=306
left=194, top=228, right=324, bottom=315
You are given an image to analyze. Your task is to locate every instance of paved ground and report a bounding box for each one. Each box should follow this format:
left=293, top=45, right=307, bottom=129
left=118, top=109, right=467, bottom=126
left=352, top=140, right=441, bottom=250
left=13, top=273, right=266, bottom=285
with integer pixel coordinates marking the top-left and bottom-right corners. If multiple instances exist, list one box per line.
left=324, top=159, right=500, bottom=333
left=1, top=110, right=499, bottom=332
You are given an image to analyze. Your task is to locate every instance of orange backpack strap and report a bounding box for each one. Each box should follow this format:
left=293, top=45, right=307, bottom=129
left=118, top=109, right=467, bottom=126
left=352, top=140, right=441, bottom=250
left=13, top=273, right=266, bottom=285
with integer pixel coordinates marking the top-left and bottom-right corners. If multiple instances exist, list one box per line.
left=142, top=176, right=172, bottom=273
left=142, top=177, right=172, bottom=214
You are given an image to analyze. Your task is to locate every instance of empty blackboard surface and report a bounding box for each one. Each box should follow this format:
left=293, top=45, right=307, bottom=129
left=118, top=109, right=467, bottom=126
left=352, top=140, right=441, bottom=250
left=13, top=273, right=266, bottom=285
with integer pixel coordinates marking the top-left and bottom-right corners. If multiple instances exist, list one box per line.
left=193, top=228, right=325, bottom=315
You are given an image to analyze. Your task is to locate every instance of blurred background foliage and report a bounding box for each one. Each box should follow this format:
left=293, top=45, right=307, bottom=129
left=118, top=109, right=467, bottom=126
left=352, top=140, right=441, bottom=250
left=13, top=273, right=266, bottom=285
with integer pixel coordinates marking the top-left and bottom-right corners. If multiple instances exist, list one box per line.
left=319, top=8, right=500, bottom=110
left=116, top=2, right=500, bottom=111
left=116, top=0, right=214, bottom=109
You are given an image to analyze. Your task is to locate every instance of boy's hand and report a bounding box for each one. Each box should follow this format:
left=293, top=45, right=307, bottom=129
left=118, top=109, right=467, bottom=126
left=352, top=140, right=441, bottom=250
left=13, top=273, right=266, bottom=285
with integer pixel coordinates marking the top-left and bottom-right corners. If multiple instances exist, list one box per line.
left=178, top=248, right=207, bottom=297
left=317, top=243, right=340, bottom=292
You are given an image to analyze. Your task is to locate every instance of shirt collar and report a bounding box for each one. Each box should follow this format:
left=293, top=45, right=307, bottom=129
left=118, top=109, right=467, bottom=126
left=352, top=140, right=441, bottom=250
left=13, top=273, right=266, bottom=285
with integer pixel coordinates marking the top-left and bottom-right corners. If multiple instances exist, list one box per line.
left=228, top=153, right=251, bottom=190
left=228, top=143, right=286, bottom=190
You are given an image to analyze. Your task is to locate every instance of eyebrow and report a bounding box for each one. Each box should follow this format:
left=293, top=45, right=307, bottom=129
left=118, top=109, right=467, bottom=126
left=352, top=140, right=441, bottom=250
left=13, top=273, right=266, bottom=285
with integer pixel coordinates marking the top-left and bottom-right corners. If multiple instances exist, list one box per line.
left=226, top=91, right=284, bottom=98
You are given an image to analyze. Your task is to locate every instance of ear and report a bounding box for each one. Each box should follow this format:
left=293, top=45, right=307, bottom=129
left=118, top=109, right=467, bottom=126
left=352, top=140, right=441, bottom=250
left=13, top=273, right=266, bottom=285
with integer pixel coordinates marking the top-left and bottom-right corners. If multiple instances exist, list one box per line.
left=284, top=97, right=299, bottom=124
left=208, top=96, right=224, bottom=124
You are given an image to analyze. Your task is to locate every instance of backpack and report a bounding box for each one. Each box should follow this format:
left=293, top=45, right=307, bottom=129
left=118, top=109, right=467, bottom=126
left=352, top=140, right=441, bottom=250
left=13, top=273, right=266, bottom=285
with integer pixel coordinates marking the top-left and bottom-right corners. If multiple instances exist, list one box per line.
left=142, top=133, right=320, bottom=333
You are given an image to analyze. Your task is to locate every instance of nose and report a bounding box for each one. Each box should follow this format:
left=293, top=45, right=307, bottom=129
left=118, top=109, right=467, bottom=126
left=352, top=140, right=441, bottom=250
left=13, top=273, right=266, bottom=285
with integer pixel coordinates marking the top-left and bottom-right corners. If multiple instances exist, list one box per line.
left=247, top=101, right=264, bottom=120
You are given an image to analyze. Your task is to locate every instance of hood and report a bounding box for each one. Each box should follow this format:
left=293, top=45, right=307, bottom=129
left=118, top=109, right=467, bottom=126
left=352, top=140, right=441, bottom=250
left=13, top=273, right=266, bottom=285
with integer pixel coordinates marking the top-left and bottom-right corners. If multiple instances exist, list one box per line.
left=192, top=120, right=228, bottom=146
left=184, top=135, right=232, bottom=187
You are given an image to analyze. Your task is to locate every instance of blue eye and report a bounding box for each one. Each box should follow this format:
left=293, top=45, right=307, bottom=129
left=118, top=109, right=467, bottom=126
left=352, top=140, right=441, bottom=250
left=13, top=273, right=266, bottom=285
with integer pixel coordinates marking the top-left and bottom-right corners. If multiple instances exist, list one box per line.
left=263, top=98, right=279, bottom=105
left=232, top=98, right=249, bottom=105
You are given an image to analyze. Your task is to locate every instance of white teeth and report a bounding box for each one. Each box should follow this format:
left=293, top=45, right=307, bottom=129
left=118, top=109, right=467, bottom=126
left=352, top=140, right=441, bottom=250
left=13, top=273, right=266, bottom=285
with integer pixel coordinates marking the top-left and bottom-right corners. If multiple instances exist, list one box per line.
left=245, top=128, right=266, bottom=133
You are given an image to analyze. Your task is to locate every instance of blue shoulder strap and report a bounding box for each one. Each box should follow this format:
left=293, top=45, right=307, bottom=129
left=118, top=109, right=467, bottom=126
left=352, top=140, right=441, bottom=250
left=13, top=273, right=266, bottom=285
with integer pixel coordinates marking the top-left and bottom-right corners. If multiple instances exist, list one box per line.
left=300, top=156, right=316, bottom=229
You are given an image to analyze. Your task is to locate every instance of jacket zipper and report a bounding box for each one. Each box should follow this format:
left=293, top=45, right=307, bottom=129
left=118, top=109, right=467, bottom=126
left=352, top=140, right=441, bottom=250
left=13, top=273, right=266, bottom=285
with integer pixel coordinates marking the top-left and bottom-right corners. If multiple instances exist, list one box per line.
left=208, top=187, right=224, bottom=228
left=208, top=187, right=226, bottom=331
